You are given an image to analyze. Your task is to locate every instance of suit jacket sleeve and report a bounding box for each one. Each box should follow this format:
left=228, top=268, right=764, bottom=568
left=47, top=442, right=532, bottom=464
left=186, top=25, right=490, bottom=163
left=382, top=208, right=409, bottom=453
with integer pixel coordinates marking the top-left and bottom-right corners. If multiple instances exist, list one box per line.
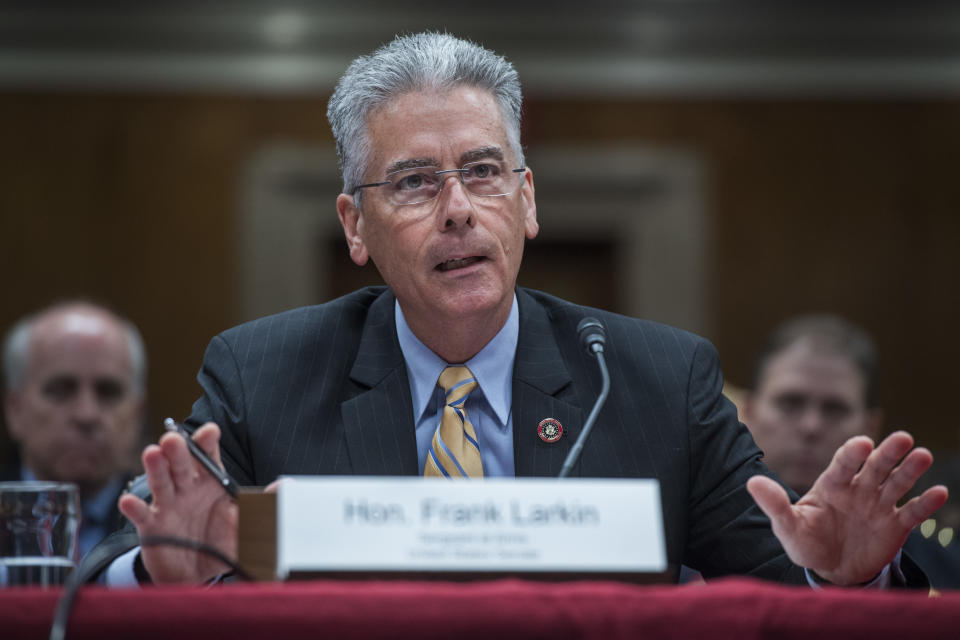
left=681, top=338, right=804, bottom=582
left=186, top=333, right=256, bottom=486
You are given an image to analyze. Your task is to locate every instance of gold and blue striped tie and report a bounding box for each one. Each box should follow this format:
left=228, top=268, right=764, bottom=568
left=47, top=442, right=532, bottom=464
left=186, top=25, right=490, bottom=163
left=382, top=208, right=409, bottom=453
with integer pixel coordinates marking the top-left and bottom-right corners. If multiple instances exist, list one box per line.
left=423, top=365, right=484, bottom=478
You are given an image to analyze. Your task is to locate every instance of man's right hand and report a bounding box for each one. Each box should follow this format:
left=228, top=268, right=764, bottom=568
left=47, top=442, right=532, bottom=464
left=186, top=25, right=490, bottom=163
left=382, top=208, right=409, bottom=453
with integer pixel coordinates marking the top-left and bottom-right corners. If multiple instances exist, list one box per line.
left=118, top=422, right=238, bottom=584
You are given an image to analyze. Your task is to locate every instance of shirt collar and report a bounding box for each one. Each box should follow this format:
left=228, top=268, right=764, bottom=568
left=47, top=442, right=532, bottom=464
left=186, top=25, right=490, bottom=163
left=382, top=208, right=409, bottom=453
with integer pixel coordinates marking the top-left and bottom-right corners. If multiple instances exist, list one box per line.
left=395, top=295, right=518, bottom=426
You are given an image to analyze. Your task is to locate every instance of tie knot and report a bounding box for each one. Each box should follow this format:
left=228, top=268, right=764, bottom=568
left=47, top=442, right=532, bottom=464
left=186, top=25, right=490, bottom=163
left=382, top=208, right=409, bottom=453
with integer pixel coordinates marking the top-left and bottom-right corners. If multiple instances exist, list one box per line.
left=438, top=365, right=477, bottom=401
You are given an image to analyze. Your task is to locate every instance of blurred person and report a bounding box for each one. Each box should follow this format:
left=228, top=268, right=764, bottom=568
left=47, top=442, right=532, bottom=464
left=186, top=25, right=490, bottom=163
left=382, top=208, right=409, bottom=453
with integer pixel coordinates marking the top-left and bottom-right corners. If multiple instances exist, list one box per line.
left=742, top=314, right=960, bottom=589
left=2, top=301, right=146, bottom=558
left=742, top=314, right=882, bottom=495
left=100, top=32, right=945, bottom=589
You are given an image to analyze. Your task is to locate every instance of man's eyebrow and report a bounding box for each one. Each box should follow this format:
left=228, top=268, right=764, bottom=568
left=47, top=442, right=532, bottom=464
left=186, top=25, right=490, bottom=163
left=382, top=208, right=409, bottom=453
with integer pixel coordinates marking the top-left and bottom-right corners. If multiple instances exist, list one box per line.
left=460, top=147, right=504, bottom=165
left=383, top=148, right=505, bottom=175
left=385, top=157, right=438, bottom=175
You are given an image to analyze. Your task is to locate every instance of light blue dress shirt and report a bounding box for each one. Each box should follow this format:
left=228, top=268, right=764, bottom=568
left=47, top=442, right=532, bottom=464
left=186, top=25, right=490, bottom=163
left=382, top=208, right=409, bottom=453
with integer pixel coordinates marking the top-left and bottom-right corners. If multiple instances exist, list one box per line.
left=395, top=296, right=518, bottom=477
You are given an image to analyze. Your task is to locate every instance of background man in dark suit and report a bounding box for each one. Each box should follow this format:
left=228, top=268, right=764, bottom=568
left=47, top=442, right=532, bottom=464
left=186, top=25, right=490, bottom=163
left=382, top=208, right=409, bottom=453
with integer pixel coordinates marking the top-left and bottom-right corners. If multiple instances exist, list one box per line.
left=113, top=32, right=947, bottom=587
left=2, top=301, right=146, bottom=557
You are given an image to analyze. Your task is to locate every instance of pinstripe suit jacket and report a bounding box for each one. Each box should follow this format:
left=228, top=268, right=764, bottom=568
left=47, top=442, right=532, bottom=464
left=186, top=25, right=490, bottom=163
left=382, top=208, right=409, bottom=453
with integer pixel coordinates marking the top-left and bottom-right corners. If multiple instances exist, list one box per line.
left=185, top=285, right=804, bottom=582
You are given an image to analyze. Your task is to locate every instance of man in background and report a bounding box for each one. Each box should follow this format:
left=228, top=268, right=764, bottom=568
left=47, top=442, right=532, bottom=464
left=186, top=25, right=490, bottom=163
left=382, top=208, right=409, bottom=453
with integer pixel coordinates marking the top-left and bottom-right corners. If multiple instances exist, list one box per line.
left=2, top=301, right=146, bottom=558
left=742, top=314, right=960, bottom=588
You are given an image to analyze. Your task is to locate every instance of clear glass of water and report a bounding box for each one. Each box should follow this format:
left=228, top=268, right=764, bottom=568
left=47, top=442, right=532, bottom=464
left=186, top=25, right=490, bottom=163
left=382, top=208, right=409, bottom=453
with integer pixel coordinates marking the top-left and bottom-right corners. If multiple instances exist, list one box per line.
left=0, top=482, right=79, bottom=587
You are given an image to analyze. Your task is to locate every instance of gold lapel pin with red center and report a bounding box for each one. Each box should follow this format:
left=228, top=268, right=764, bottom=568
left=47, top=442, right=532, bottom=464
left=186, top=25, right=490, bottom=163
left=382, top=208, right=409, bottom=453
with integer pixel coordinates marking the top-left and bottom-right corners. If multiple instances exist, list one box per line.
left=537, top=418, right=563, bottom=443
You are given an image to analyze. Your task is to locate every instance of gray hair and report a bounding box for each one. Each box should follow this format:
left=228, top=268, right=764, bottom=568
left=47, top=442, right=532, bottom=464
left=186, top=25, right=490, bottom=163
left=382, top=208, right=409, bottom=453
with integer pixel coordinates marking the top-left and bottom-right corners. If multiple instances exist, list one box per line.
left=327, top=32, right=525, bottom=197
left=2, top=302, right=147, bottom=396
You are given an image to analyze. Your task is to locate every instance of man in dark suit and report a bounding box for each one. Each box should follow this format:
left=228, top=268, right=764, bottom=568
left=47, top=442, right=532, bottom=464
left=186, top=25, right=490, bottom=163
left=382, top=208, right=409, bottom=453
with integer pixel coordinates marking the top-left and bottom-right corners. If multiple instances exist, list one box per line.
left=2, top=301, right=146, bottom=558
left=114, top=32, right=947, bottom=587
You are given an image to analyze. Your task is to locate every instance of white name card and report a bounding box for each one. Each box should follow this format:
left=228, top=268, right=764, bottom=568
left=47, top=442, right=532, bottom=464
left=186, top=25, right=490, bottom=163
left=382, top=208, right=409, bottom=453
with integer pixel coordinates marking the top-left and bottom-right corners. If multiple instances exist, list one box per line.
left=275, top=476, right=666, bottom=580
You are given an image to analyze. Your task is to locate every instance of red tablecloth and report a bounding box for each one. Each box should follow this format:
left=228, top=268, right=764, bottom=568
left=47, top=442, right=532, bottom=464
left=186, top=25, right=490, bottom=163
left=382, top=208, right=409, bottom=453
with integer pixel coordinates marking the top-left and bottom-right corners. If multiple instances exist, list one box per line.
left=4, top=577, right=959, bottom=640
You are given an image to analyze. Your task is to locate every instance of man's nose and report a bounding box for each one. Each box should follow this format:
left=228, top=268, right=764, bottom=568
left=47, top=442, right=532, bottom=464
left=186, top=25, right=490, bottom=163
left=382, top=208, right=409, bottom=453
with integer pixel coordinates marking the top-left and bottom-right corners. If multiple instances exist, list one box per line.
left=796, top=406, right=825, bottom=436
left=436, top=173, right=475, bottom=230
left=71, top=386, right=102, bottom=430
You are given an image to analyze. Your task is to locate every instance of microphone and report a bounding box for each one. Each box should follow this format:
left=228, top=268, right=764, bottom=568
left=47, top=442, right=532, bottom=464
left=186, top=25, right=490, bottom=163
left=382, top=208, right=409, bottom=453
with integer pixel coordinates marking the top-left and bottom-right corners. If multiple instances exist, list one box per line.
left=578, top=317, right=606, bottom=355
left=558, top=317, right=611, bottom=478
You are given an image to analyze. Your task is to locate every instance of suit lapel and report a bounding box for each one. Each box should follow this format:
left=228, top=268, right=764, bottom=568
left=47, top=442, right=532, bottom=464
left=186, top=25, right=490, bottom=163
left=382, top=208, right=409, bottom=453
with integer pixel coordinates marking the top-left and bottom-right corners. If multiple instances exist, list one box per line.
left=339, top=288, right=586, bottom=478
left=512, top=289, right=584, bottom=477
left=341, top=291, right=420, bottom=476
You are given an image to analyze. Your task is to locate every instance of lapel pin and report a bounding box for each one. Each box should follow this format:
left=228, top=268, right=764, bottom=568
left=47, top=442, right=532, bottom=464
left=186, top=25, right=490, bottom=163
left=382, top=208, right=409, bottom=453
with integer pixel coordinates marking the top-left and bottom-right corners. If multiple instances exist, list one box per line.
left=537, top=418, right=563, bottom=443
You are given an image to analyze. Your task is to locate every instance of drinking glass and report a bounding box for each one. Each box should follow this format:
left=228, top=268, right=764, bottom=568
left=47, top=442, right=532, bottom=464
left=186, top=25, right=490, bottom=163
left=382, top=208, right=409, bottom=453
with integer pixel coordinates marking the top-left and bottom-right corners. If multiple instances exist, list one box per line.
left=0, top=482, right=79, bottom=587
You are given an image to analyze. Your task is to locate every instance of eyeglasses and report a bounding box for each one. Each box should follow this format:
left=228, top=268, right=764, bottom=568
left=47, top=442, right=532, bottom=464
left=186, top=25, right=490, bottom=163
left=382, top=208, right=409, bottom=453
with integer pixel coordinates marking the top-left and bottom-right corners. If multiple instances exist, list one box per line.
left=352, top=161, right=526, bottom=207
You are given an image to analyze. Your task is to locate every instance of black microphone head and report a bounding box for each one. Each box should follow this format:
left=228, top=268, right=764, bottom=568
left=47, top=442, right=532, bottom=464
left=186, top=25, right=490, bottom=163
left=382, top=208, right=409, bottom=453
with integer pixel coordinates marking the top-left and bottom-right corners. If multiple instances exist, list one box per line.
left=577, top=317, right=606, bottom=354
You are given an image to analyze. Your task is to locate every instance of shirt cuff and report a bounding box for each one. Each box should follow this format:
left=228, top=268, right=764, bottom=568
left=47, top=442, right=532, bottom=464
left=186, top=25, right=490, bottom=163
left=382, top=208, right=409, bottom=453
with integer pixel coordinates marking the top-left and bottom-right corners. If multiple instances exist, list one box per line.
left=804, top=549, right=902, bottom=590
left=99, top=544, right=226, bottom=587
left=101, top=547, right=142, bottom=588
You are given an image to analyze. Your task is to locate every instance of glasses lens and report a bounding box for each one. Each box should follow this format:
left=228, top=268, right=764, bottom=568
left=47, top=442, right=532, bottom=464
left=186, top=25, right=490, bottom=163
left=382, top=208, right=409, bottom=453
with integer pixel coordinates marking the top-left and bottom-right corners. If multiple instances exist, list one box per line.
left=384, top=167, right=441, bottom=205
left=382, top=161, right=523, bottom=206
left=461, top=161, right=516, bottom=197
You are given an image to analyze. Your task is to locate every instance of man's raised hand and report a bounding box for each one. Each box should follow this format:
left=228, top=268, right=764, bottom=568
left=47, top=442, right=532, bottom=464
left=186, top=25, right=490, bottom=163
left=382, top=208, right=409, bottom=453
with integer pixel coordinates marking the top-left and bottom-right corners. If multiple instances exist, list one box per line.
left=118, top=423, right=238, bottom=584
left=747, top=430, right=948, bottom=586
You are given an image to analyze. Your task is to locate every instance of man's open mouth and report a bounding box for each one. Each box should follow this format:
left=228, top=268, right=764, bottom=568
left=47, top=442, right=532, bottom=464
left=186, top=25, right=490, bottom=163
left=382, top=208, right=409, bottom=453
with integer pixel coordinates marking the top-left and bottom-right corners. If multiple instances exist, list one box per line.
left=436, top=256, right=485, bottom=272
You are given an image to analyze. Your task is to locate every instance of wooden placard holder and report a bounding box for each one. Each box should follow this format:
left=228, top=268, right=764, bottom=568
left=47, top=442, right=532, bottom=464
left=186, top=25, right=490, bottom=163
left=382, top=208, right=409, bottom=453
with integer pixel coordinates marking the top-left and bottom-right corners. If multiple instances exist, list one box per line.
left=237, top=490, right=277, bottom=581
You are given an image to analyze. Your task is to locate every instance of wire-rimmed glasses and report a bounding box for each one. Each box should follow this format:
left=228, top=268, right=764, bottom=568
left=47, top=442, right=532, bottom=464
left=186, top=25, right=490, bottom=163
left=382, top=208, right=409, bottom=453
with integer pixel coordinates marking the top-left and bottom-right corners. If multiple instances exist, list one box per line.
left=352, top=161, right=526, bottom=207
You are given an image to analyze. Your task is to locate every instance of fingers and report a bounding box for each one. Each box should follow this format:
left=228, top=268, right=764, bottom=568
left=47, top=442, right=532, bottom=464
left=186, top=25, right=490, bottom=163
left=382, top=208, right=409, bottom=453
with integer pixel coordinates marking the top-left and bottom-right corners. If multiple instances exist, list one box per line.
left=264, top=477, right=292, bottom=494
left=118, top=493, right=150, bottom=528
left=898, top=485, right=950, bottom=530
left=816, top=435, right=875, bottom=489
left=811, top=431, right=945, bottom=529
left=192, top=422, right=224, bottom=467
left=747, top=475, right=797, bottom=534
left=818, top=432, right=923, bottom=498
left=878, top=447, right=934, bottom=507
left=264, top=480, right=281, bottom=494
left=142, top=443, right=177, bottom=506
left=141, top=421, right=224, bottom=505
left=855, top=431, right=915, bottom=490
left=160, top=431, right=199, bottom=491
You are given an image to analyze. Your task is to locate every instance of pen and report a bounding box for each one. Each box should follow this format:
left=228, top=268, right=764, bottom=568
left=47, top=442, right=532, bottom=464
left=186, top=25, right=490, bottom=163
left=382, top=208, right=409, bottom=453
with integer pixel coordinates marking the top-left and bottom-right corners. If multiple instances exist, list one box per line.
left=163, top=418, right=239, bottom=498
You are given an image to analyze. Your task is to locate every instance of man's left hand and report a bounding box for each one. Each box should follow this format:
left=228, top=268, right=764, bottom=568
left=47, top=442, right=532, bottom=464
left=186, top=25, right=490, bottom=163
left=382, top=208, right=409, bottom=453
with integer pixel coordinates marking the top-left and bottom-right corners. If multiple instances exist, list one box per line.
left=746, top=430, right=949, bottom=586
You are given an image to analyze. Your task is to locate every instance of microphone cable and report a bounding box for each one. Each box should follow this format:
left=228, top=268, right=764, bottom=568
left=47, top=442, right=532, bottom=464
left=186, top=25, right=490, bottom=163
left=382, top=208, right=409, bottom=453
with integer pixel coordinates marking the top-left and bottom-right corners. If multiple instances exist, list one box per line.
left=49, top=535, right=253, bottom=640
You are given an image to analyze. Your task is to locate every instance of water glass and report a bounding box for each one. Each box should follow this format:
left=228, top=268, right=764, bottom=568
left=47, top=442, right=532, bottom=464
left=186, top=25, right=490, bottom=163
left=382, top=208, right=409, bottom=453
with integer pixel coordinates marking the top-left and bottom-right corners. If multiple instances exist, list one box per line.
left=0, top=482, right=79, bottom=587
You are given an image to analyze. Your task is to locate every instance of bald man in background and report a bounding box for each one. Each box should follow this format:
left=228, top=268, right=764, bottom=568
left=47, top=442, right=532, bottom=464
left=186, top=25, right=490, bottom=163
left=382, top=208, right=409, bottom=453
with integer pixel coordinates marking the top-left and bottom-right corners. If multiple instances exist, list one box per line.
left=2, top=302, right=147, bottom=558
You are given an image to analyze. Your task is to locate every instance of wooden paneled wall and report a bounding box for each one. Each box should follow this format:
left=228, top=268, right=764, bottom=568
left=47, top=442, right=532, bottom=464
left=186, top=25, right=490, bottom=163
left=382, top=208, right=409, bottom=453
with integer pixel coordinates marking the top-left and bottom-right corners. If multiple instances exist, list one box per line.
left=1, top=93, right=957, bottom=462
left=525, top=99, right=960, bottom=452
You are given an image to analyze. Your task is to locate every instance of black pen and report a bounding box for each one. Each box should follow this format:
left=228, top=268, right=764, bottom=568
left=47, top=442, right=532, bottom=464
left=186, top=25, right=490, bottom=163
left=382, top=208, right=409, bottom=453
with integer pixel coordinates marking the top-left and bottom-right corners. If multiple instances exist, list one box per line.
left=163, top=418, right=239, bottom=498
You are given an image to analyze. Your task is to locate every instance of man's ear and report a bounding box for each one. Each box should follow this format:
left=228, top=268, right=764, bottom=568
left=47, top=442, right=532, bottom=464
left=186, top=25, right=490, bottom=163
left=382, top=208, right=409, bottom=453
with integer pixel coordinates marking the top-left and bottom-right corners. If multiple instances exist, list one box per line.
left=337, top=193, right=369, bottom=266
left=520, top=168, right=538, bottom=240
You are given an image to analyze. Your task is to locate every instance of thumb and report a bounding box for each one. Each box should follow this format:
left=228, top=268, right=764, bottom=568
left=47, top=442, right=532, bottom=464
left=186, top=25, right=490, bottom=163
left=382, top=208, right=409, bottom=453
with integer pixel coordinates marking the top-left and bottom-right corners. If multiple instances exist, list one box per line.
left=746, top=475, right=795, bottom=532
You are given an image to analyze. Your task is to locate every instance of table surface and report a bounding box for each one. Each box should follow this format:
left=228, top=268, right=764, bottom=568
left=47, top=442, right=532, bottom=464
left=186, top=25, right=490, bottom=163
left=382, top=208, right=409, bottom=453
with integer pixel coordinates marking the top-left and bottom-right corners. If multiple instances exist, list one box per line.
left=4, top=577, right=960, bottom=640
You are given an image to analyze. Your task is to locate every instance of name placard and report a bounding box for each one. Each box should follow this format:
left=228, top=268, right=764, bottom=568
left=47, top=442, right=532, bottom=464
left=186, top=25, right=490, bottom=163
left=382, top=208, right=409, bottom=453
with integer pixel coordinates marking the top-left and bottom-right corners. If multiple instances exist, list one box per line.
left=275, top=477, right=666, bottom=580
